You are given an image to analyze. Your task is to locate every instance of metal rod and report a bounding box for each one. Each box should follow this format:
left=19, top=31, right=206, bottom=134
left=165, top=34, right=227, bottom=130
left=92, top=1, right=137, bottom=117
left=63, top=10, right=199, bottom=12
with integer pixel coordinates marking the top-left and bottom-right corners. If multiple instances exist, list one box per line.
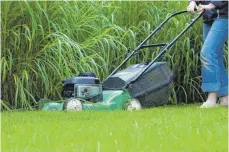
left=104, top=10, right=198, bottom=81
left=128, top=12, right=203, bottom=86
left=132, top=10, right=188, bottom=53
left=139, top=43, right=167, bottom=49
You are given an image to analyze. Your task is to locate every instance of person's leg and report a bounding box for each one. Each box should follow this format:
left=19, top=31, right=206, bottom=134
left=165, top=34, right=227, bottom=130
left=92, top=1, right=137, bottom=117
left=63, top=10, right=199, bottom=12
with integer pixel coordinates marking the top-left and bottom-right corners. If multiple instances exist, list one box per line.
left=217, top=44, right=228, bottom=98
left=218, top=42, right=228, bottom=106
left=200, top=19, right=228, bottom=108
left=220, top=95, right=228, bottom=106
left=203, top=22, right=212, bottom=40
left=215, top=20, right=228, bottom=106
left=200, top=23, right=217, bottom=107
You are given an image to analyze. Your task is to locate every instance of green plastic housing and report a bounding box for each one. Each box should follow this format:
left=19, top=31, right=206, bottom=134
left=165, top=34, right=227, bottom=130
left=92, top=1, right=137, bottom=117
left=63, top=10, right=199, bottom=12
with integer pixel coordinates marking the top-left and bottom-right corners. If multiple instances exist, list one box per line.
left=39, top=90, right=131, bottom=111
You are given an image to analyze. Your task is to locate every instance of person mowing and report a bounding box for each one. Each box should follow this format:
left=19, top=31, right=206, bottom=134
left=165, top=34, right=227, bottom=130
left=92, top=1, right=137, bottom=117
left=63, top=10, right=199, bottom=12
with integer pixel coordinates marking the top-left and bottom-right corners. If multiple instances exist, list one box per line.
left=187, top=1, right=228, bottom=108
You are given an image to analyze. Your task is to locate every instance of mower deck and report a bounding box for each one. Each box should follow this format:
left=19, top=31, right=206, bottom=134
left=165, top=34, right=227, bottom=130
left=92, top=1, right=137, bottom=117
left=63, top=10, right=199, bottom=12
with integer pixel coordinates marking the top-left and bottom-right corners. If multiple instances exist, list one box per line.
left=40, top=90, right=131, bottom=111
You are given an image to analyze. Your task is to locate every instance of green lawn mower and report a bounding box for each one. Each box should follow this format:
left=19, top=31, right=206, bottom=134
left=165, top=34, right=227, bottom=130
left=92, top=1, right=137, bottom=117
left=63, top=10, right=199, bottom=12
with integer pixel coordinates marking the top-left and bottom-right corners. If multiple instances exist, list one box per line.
left=38, top=10, right=203, bottom=111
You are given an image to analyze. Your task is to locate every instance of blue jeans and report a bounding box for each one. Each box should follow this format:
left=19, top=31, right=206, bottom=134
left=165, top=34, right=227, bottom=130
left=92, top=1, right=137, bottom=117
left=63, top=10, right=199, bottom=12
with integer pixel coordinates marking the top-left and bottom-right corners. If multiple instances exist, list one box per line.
left=201, top=19, right=228, bottom=97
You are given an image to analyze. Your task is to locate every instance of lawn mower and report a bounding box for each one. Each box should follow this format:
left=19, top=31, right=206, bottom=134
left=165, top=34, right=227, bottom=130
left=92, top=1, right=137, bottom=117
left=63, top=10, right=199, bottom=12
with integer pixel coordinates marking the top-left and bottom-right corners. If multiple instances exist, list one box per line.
left=38, top=10, right=203, bottom=111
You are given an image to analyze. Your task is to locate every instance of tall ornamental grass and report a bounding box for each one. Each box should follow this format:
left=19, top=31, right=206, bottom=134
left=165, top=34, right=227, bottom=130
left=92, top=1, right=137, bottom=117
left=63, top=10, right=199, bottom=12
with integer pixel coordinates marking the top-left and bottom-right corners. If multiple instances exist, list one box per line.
left=1, top=1, right=227, bottom=109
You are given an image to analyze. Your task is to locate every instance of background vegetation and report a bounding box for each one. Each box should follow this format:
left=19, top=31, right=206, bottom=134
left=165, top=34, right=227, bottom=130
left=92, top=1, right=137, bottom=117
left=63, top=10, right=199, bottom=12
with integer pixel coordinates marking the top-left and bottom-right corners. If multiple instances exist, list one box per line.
left=1, top=1, right=228, bottom=109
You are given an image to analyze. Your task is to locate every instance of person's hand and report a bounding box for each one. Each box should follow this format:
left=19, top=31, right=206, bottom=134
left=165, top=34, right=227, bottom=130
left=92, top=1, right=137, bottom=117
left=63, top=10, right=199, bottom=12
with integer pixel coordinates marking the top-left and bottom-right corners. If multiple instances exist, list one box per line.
left=196, top=4, right=205, bottom=14
left=187, top=1, right=197, bottom=14
left=196, top=4, right=216, bottom=14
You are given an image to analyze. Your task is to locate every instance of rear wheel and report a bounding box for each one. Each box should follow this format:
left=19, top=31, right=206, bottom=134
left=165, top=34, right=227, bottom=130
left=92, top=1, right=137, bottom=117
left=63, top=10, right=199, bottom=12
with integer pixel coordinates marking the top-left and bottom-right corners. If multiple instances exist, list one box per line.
left=125, top=99, right=142, bottom=110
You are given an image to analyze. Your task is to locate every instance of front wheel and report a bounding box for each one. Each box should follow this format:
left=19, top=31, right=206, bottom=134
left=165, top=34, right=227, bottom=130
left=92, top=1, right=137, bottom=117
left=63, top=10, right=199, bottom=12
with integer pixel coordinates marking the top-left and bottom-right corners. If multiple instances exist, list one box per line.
left=125, top=99, right=142, bottom=110
left=64, top=98, right=83, bottom=111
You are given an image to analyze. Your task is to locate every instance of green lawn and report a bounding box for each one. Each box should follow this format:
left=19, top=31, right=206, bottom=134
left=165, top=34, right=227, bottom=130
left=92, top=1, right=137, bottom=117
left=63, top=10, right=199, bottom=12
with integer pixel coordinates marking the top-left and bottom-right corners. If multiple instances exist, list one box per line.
left=1, top=105, right=228, bottom=152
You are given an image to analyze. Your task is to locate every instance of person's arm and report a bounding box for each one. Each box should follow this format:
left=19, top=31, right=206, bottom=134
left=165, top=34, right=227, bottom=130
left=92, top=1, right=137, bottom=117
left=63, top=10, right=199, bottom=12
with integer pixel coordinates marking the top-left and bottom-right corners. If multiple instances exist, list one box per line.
left=210, top=1, right=227, bottom=9
left=197, top=3, right=215, bottom=12
left=197, top=1, right=227, bottom=12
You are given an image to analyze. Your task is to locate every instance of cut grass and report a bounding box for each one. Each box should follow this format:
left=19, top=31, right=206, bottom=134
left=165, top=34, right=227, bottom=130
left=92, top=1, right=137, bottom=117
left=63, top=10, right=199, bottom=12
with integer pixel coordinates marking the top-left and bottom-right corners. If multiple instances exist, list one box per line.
left=1, top=105, right=228, bottom=152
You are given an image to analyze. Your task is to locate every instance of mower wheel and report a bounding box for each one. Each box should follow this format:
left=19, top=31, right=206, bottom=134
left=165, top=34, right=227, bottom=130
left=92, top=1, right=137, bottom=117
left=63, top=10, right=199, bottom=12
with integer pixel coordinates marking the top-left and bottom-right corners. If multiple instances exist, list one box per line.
left=125, top=99, right=142, bottom=110
left=64, top=98, right=82, bottom=111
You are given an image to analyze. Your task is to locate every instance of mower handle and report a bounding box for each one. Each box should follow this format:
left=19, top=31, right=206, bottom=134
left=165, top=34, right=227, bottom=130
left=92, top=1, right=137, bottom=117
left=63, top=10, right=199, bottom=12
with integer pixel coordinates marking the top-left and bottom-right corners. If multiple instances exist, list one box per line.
left=104, top=10, right=203, bottom=86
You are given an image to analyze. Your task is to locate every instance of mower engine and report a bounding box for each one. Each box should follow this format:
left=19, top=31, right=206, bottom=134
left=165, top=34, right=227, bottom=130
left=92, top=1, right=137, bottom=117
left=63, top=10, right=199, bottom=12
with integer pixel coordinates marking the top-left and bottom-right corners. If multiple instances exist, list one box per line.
left=61, top=72, right=103, bottom=102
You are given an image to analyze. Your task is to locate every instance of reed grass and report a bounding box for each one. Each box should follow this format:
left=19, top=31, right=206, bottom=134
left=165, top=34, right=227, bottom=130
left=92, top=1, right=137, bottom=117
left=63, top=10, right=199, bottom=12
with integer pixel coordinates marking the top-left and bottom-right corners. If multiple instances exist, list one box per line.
left=1, top=1, right=227, bottom=109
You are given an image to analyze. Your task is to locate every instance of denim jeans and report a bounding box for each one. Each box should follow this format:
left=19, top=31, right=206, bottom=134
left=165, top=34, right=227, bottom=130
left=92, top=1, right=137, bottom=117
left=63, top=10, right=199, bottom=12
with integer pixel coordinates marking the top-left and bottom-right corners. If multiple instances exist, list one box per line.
left=201, top=19, right=228, bottom=97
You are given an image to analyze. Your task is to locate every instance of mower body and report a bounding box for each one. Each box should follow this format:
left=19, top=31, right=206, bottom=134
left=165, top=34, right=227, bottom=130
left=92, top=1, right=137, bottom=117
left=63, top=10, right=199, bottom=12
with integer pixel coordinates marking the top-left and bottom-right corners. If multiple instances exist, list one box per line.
left=38, top=62, right=173, bottom=111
